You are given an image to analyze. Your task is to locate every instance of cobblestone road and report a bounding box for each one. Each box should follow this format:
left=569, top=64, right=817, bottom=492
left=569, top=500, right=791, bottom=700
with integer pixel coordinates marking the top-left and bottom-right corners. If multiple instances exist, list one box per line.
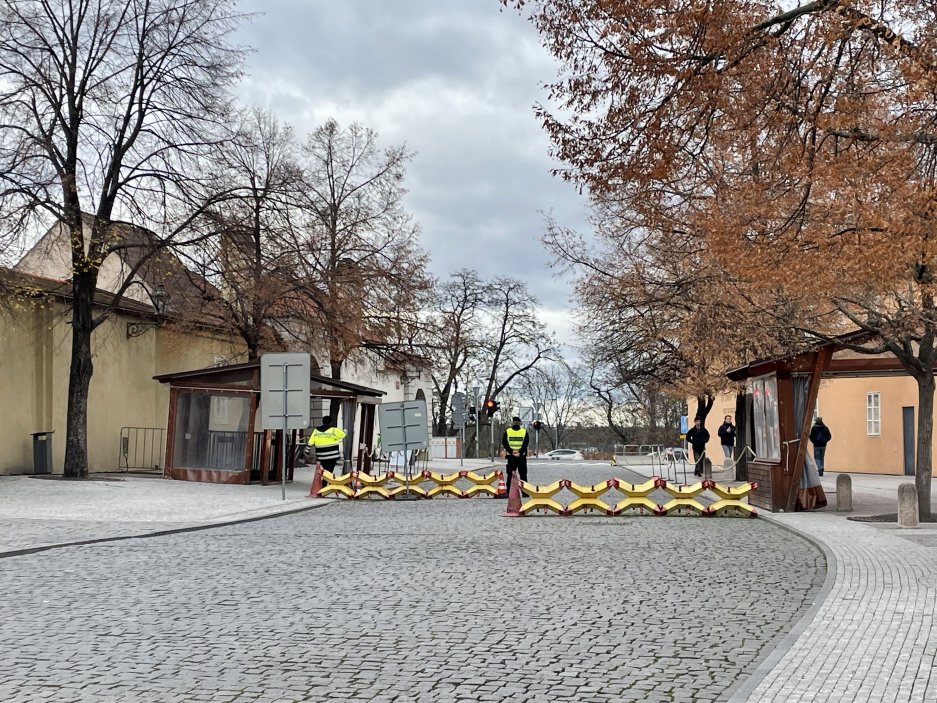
left=0, top=462, right=824, bottom=702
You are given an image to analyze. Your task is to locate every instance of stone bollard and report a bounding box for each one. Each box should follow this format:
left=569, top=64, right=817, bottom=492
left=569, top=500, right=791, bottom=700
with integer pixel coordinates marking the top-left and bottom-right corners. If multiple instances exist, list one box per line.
left=898, top=483, right=919, bottom=528
left=836, top=474, right=853, bottom=512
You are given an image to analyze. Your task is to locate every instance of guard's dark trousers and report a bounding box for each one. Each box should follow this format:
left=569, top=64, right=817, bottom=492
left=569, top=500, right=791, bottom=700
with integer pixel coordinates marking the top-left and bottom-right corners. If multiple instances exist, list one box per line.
left=505, top=456, right=528, bottom=495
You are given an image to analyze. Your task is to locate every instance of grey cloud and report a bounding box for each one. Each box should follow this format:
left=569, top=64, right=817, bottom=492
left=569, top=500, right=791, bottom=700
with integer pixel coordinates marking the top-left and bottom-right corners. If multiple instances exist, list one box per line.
left=234, top=0, right=588, bottom=325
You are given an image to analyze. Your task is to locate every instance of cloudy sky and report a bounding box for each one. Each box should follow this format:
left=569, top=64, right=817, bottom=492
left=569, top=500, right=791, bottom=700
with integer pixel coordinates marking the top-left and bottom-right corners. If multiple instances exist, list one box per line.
left=234, top=0, right=590, bottom=346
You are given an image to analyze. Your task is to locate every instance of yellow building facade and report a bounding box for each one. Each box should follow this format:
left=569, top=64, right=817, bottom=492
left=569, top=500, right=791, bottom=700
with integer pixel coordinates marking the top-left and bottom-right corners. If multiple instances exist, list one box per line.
left=699, top=376, right=936, bottom=477
left=0, top=294, right=245, bottom=475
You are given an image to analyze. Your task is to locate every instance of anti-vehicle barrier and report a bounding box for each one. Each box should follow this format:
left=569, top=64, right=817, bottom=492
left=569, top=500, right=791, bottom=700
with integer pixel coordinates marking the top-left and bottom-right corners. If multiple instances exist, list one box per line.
left=311, top=468, right=504, bottom=499
left=310, top=467, right=756, bottom=517
left=516, top=476, right=757, bottom=517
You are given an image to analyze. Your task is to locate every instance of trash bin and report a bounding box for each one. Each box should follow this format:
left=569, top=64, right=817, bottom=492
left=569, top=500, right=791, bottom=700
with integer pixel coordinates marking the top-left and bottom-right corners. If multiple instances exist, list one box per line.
left=31, top=431, right=54, bottom=474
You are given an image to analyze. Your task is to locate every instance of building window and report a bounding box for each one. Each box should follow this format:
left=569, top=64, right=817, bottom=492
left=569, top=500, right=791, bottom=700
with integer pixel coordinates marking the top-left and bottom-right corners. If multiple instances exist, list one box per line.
left=867, top=392, right=881, bottom=436
left=172, top=391, right=250, bottom=470
left=750, top=374, right=780, bottom=461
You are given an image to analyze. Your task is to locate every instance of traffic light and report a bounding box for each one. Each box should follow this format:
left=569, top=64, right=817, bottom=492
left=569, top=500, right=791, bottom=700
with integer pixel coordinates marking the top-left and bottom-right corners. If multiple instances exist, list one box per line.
left=484, top=398, right=500, bottom=416
left=532, top=420, right=543, bottom=432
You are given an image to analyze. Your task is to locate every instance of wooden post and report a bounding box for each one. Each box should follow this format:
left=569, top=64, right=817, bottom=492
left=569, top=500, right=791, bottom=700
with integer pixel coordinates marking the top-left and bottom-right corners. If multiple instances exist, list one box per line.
left=785, top=347, right=833, bottom=512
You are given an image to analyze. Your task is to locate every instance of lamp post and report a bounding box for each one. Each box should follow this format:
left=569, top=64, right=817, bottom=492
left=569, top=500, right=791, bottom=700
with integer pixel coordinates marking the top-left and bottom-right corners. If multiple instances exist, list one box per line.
left=400, top=366, right=421, bottom=401
left=534, top=402, right=541, bottom=457
left=126, top=284, right=169, bottom=338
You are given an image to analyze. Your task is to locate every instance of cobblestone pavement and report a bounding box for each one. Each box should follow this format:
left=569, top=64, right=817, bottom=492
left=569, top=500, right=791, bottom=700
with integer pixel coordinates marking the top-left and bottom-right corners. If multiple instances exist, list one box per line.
left=0, top=462, right=823, bottom=703
left=731, top=512, right=937, bottom=703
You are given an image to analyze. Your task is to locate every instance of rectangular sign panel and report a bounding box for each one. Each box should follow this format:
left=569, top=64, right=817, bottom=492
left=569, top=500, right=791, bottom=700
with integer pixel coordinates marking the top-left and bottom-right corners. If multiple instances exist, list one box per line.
left=378, top=399, right=430, bottom=452
left=259, top=353, right=311, bottom=430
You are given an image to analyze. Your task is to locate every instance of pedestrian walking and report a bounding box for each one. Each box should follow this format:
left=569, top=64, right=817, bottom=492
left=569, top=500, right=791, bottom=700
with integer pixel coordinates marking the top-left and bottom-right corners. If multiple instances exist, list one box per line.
left=306, top=416, right=347, bottom=474
left=809, top=417, right=832, bottom=476
left=685, top=418, right=710, bottom=477
left=717, top=415, right=736, bottom=461
left=501, top=416, right=529, bottom=498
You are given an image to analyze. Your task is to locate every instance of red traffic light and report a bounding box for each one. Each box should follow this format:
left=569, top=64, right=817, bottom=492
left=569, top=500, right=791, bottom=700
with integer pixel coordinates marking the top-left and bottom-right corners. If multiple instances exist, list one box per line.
left=484, top=398, right=499, bottom=416
left=532, top=420, right=543, bottom=431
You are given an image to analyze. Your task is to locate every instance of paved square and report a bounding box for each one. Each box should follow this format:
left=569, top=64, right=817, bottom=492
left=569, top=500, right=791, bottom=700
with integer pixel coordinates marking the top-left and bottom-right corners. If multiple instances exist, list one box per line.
left=0, top=467, right=824, bottom=703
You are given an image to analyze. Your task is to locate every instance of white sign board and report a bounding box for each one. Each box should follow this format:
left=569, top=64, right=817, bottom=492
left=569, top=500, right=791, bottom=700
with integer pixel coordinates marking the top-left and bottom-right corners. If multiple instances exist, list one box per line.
left=259, top=353, right=311, bottom=431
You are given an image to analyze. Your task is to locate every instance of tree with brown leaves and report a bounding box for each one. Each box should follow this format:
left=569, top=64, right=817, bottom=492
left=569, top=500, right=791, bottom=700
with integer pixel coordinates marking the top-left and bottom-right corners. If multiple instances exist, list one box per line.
left=510, top=0, right=937, bottom=518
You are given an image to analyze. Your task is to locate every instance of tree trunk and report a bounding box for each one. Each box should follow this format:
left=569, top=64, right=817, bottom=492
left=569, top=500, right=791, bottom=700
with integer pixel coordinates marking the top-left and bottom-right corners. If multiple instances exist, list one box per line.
left=328, top=358, right=343, bottom=420
left=63, top=275, right=96, bottom=478
left=914, top=372, right=934, bottom=521
left=695, top=394, right=714, bottom=426
left=246, top=331, right=260, bottom=361
left=435, top=385, right=451, bottom=435
left=734, top=390, right=749, bottom=481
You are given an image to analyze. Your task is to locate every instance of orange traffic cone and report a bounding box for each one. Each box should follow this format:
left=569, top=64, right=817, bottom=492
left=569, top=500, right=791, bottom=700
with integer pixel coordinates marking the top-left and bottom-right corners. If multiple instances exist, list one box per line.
left=308, top=463, right=324, bottom=498
left=502, top=470, right=523, bottom=518
left=496, top=475, right=507, bottom=497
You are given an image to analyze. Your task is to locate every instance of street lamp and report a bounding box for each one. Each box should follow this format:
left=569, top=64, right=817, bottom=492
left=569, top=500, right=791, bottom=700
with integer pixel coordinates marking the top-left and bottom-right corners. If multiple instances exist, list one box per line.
left=126, top=284, right=169, bottom=338
left=399, top=366, right=421, bottom=400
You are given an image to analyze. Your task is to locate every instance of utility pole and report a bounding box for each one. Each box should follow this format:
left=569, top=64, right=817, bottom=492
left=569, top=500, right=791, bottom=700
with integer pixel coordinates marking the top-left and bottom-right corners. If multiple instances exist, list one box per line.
left=490, top=412, right=496, bottom=462
left=534, top=402, right=541, bottom=456
left=472, top=385, right=481, bottom=458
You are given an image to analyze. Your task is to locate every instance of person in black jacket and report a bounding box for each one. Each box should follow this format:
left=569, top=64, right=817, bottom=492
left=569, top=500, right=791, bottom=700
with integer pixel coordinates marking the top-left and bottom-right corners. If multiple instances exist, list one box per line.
left=717, top=415, right=736, bottom=461
left=809, top=417, right=832, bottom=476
left=501, top=416, right=530, bottom=497
left=685, top=419, right=710, bottom=477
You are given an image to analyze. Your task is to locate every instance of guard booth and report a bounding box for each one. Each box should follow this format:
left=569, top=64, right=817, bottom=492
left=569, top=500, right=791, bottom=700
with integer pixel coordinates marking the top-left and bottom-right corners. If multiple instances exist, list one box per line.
left=154, top=361, right=384, bottom=484
left=726, top=332, right=911, bottom=512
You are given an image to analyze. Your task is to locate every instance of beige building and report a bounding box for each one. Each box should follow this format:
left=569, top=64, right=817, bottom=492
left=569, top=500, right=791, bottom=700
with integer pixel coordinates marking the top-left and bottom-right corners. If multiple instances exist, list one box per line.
left=0, top=274, right=245, bottom=474
left=1, top=219, right=431, bottom=476
left=698, top=375, right=935, bottom=478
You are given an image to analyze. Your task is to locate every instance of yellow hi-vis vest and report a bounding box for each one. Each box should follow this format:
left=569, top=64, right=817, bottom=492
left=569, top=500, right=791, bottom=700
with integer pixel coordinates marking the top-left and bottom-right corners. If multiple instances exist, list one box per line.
left=506, top=427, right=527, bottom=451
left=308, top=427, right=346, bottom=448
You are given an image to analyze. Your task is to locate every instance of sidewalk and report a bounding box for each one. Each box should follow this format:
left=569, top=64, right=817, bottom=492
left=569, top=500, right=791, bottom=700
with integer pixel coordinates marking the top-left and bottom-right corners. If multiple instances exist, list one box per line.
left=729, top=471, right=937, bottom=703
left=0, top=458, right=496, bottom=556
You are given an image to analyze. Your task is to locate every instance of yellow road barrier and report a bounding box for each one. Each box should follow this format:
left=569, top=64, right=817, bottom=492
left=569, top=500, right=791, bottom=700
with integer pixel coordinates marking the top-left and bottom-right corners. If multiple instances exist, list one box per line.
left=316, top=469, right=504, bottom=499
left=565, top=479, right=615, bottom=515
left=518, top=479, right=566, bottom=515
left=314, top=469, right=757, bottom=517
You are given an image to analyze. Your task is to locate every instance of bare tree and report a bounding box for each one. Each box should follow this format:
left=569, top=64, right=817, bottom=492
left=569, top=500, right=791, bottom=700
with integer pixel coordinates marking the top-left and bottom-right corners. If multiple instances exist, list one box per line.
left=518, top=360, right=587, bottom=450
left=0, top=0, right=245, bottom=477
left=296, top=119, right=430, bottom=413
left=427, top=269, right=486, bottom=434
left=182, top=109, right=305, bottom=360
left=479, top=276, right=554, bottom=403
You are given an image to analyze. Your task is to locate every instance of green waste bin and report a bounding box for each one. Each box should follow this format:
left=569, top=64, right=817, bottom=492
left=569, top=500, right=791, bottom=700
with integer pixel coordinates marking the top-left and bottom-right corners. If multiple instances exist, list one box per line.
left=31, top=431, right=54, bottom=474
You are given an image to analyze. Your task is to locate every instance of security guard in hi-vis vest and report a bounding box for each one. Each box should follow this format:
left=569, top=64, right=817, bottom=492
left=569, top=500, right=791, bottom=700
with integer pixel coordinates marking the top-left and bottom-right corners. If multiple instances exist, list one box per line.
left=306, top=416, right=347, bottom=473
left=501, top=416, right=529, bottom=497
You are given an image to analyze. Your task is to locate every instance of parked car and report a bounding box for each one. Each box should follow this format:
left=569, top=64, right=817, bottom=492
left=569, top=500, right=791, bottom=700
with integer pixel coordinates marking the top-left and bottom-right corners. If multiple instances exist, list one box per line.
left=542, top=449, right=585, bottom=461
left=664, top=447, right=688, bottom=462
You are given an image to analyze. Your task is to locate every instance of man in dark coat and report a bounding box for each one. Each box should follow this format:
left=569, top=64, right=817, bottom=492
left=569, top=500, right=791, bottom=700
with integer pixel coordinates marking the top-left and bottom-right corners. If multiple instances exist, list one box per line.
left=686, top=419, right=710, bottom=477
left=809, top=417, right=832, bottom=476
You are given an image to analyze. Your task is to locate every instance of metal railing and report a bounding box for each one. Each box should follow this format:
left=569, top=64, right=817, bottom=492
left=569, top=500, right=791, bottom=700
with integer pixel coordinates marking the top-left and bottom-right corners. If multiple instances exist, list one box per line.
left=118, top=427, right=166, bottom=473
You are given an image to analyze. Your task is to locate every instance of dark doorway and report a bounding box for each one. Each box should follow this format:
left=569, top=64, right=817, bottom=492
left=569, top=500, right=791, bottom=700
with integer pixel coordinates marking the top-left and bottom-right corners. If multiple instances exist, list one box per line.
left=902, top=406, right=915, bottom=476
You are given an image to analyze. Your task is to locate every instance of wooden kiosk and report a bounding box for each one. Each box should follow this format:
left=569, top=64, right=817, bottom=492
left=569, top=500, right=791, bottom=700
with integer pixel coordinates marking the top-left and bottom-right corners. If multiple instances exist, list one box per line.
left=155, top=361, right=384, bottom=484
left=727, top=334, right=910, bottom=511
